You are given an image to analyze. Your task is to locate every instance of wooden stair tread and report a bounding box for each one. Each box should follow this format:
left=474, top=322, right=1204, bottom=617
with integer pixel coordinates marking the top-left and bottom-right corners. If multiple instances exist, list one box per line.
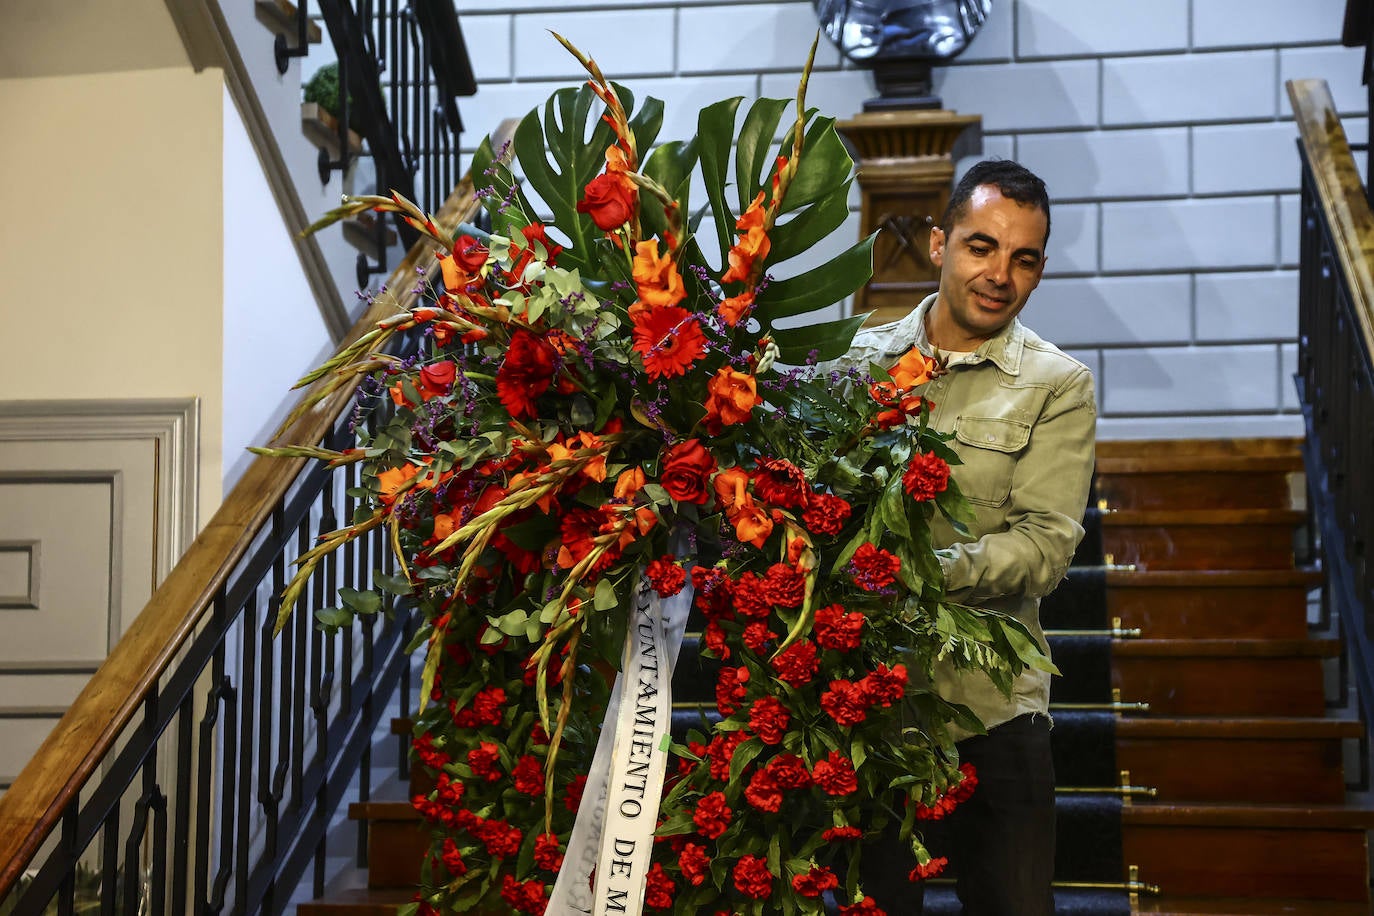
left=1113, top=638, right=1340, bottom=658
left=350, top=800, right=418, bottom=822
left=1095, top=438, right=1302, bottom=460
left=1123, top=802, right=1374, bottom=829
left=1096, top=454, right=1304, bottom=474
left=297, top=886, right=414, bottom=915
left=1104, top=569, right=1322, bottom=589
left=1134, top=896, right=1370, bottom=914
left=1117, top=717, right=1363, bottom=739
left=1100, top=508, right=1306, bottom=526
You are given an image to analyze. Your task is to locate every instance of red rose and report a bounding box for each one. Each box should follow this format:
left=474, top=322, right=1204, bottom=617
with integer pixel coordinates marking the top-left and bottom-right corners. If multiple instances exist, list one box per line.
left=418, top=361, right=456, bottom=399
left=814, top=603, right=865, bottom=652
left=763, top=563, right=805, bottom=608
left=802, top=492, right=852, bottom=536
left=733, top=854, right=774, bottom=900
left=812, top=751, right=858, bottom=796
left=645, top=862, right=676, bottom=910
left=511, top=754, right=544, bottom=796
left=451, top=234, right=490, bottom=272
left=820, top=679, right=869, bottom=727
left=534, top=833, right=564, bottom=872
left=792, top=865, right=839, bottom=898
left=903, top=451, right=951, bottom=502
left=748, top=696, right=791, bottom=745
left=765, top=753, right=812, bottom=789
left=752, top=458, right=809, bottom=509
left=744, top=768, right=783, bottom=813
left=660, top=439, right=717, bottom=504
left=840, top=896, right=889, bottom=915
left=693, top=791, right=733, bottom=839
left=496, top=329, right=557, bottom=418
left=646, top=556, right=687, bottom=597
left=770, top=640, right=818, bottom=688
left=679, top=842, right=712, bottom=887
left=577, top=171, right=637, bottom=230
left=850, top=543, right=901, bottom=591
left=716, top=666, right=750, bottom=716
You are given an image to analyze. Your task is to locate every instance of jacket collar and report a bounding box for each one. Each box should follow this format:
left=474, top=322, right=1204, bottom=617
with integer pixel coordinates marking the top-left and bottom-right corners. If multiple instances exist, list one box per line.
left=885, top=293, right=1026, bottom=376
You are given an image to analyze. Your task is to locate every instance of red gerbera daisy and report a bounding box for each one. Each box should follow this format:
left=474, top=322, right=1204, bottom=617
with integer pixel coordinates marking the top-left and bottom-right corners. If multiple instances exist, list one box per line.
left=631, top=305, right=707, bottom=380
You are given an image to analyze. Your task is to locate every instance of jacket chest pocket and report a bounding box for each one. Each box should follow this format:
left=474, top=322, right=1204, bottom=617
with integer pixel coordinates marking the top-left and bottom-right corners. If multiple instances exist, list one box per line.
left=951, top=415, right=1031, bottom=507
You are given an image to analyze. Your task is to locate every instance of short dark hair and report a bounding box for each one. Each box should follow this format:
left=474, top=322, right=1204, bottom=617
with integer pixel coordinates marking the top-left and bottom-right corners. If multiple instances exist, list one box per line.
left=940, top=159, right=1051, bottom=245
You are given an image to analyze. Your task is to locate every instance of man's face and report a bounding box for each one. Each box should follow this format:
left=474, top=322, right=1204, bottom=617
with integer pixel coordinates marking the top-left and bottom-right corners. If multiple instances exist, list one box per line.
left=928, top=184, right=1048, bottom=349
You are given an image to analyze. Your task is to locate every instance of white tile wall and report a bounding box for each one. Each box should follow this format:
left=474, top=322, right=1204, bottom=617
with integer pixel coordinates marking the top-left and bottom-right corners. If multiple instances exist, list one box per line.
left=447, top=0, right=1368, bottom=437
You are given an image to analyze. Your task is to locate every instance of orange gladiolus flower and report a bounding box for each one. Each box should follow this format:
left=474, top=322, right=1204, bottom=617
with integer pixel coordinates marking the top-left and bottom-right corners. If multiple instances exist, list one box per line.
left=731, top=496, right=774, bottom=548
left=377, top=463, right=421, bottom=506
left=713, top=466, right=751, bottom=516
left=704, top=367, right=763, bottom=432
left=632, top=240, right=686, bottom=308
left=722, top=192, right=772, bottom=285
left=614, top=466, right=647, bottom=500
left=717, top=289, right=755, bottom=327
left=890, top=347, right=938, bottom=390
left=433, top=512, right=457, bottom=542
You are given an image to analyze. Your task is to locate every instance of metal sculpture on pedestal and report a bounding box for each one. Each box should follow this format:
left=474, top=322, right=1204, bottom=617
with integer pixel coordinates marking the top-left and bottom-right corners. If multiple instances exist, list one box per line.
left=816, top=0, right=991, bottom=321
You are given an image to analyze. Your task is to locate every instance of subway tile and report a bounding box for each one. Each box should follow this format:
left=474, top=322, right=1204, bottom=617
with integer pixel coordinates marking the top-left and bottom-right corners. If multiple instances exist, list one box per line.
left=1193, top=0, right=1348, bottom=49
left=933, top=59, right=1099, bottom=132
left=1280, top=45, right=1368, bottom=116
left=1280, top=343, right=1301, bottom=411
left=1192, top=122, right=1301, bottom=195
left=1100, top=198, right=1276, bottom=272
left=512, top=10, right=675, bottom=79
left=459, top=14, right=512, bottom=82
left=760, top=68, right=874, bottom=125
left=1279, top=194, right=1300, bottom=267
left=1194, top=270, right=1299, bottom=342
left=1017, top=128, right=1189, bottom=200
left=1044, top=202, right=1097, bottom=274
left=679, top=3, right=841, bottom=74
left=1096, top=412, right=1305, bottom=439
left=1103, top=51, right=1276, bottom=125
left=1027, top=275, right=1192, bottom=347
left=954, top=0, right=1013, bottom=62
left=1062, top=347, right=1105, bottom=410
left=1102, top=344, right=1281, bottom=414
left=1016, top=0, right=1188, bottom=58
left=955, top=135, right=1016, bottom=184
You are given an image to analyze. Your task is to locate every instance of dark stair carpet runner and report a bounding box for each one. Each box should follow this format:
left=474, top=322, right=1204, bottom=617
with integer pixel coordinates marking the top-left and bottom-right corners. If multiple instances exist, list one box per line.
left=669, top=504, right=1130, bottom=914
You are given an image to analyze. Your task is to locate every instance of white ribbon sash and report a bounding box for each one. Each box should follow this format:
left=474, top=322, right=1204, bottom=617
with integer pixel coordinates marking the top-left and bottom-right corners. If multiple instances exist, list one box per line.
left=547, top=577, right=690, bottom=915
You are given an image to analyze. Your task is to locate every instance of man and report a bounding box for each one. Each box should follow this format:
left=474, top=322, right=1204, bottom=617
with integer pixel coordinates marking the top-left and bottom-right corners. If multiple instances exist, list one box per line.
left=847, top=159, right=1097, bottom=914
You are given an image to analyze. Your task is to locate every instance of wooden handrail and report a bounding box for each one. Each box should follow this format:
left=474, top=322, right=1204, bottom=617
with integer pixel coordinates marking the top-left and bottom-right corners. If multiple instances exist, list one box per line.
left=1287, top=78, right=1374, bottom=366
left=0, top=119, right=517, bottom=894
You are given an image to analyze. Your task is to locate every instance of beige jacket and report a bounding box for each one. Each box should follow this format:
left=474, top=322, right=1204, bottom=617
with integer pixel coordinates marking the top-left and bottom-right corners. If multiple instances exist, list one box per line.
left=840, top=293, right=1097, bottom=736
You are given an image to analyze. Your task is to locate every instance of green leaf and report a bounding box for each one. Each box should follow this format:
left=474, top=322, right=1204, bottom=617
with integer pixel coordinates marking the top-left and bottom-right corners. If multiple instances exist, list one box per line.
left=313, top=607, right=352, bottom=631
left=735, top=97, right=790, bottom=211
left=776, top=116, right=854, bottom=214
left=373, top=570, right=413, bottom=595
left=629, top=94, right=665, bottom=156
left=879, top=478, right=911, bottom=540
left=594, top=578, right=619, bottom=611
left=754, top=233, right=877, bottom=324
left=936, top=477, right=978, bottom=537
left=695, top=97, right=745, bottom=263
left=338, top=587, right=382, bottom=615
left=767, top=179, right=854, bottom=264
left=768, top=313, right=868, bottom=365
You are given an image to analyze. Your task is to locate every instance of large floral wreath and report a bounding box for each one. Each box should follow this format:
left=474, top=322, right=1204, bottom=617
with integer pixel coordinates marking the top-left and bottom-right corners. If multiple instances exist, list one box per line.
left=261, top=36, right=1051, bottom=916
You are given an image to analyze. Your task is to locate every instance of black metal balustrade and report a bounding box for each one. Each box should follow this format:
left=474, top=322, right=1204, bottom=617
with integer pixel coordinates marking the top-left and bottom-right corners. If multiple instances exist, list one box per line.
left=1292, top=78, right=1374, bottom=756
left=0, top=411, right=416, bottom=915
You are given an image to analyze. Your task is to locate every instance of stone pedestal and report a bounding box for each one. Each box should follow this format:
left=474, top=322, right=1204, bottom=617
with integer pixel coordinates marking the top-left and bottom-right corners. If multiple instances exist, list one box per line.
left=837, top=109, right=981, bottom=326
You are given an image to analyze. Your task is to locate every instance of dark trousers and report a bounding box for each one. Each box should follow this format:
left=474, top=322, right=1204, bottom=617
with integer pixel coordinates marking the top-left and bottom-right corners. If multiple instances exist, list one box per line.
left=861, top=713, right=1057, bottom=916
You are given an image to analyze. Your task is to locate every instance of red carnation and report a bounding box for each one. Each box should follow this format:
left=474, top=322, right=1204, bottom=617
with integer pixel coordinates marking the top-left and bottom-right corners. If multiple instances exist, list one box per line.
left=814, top=603, right=865, bottom=652
left=496, top=329, right=557, bottom=418
left=732, top=571, right=774, bottom=619
left=693, top=791, right=733, bottom=839
left=511, top=754, right=544, bottom=796
left=706, top=732, right=748, bottom=781
left=820, top=679, right=869, bottom=727
left=646, top=556, right=687, bottom=597
left=679, top=842, right=712, bottom=887
left=765, top=753, right=812, bottom=789
left=440, top=837, right=467, bottom=876
left=742, top=621, right=777, bottom=652
left=903, top=451, right=951, bottom=502
left=467, top=741, right=503, bottom=782
left=752, top=458, right=809, bottom=509
left=660, top=439, right=717, bottom=504
left=850, top=543, right=901, bottom=591
left=748, top=696, right=791, bottom=745
left=763, top=563, right=806, bottom=608
left=822, top=825, right=863, bottom=842
left=802, top=491, right=852, bottom=536
left=564, top=773, right=587, bottom=812
left=909, top=857, right=949, bottom=882
left=692, top=565, right=735, bottom=620
left=733, top=854, right=775, bottom=900
left=703, top=620, right=730, bottom=659
left=840, top=896, right=889, bottom=915
left=744, top=768, right=783, bottom=813
left=534, top=833, right=564, bottom=872
left=770, top=640, right=819, bottom=688
left=860, top=662, right=909, bottom=708
left=452, top=684, right=506, bottom=727
left=645, top=862, right=676, bottom=910
left=792, top=865, right=839, bottom=898
left=479, top=819, right=523, bottom=858
left=716, top=665, right=750, bottom=716
left=812, top=751, right=858, bottom=796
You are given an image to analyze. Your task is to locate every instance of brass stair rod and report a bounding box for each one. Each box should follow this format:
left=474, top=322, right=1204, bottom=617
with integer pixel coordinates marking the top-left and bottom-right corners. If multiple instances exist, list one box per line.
left=1045, top=627, right=1143, bottom=638
left=1050, top=701, right=1151, bottom=712
left=1058, top=785, right=1158, bottom=798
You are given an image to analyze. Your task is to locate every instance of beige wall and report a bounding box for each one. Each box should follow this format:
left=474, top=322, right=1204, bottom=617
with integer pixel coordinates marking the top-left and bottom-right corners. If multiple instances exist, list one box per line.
left=0, top=65, right=226, bottom=513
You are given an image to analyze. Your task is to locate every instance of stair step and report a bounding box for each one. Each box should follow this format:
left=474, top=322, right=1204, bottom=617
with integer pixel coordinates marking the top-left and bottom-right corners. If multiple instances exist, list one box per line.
left=1099, top=509, right=1306, bottom=571
left=1095, top=460, right=1302, bottom=512
left=1135, top=896, right=1370, bottom=915
left=1123, top=803, right=1373, bottom=901
left=254, top=0, right=323, bottom=43
left=297, top=887, right=414, bottom=916
left=350, top=801, right=426, bottom=889
left=1104, top=569, right=1319, bottom=640
left=1112, top=641, right=1332, bottom=717
left=302, top=102, right=363, bottom=157
left=1116, top=718, right=1359, bottom=804
left=1094, top=438, right=1303, bottom=461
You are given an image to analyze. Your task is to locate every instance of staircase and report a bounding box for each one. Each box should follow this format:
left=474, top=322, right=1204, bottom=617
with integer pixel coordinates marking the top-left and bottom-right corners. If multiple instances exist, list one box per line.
left=296, top=437, right=1374, bottom=914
